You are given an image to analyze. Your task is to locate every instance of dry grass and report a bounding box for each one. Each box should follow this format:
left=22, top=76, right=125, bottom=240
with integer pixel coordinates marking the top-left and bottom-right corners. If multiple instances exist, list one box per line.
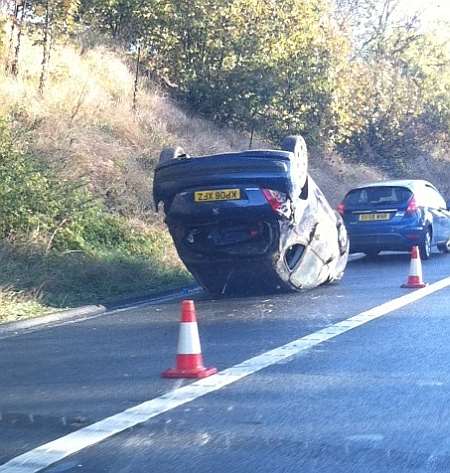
left=309, top=151, right=385, bottom=205
left=0, top=34, right=264, bottom=217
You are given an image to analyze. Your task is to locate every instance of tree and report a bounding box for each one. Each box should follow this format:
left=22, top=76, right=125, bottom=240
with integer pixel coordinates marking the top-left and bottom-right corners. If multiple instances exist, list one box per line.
left=3, top=0, right=28, bottom=75
left=329, top=0, right=449, bottom=170
left=29, top=0, right=80, bottom=94
left=130, top=0, right=345, bottom=145
left=333, top=0, right=422, bottom=58
left=332, top=0, right=450, bottom=170
left=77, top=0, right=142, bottom=43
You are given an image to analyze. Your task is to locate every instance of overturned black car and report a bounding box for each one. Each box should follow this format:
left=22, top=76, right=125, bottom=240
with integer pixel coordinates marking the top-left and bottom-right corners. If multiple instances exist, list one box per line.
left=153, top=136, right=349, bottom=296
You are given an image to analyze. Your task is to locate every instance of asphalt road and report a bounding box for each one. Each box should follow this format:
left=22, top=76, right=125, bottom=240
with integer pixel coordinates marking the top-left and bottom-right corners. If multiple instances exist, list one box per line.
left=1, top=251, right=450, bottom=472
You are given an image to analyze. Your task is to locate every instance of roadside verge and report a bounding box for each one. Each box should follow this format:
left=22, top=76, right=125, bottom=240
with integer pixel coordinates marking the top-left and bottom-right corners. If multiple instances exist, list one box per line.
left=0, top=286, right=203, bottom=339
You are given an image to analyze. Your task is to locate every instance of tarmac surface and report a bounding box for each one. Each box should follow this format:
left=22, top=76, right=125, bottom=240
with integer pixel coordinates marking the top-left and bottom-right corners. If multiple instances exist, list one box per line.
left=1, top=251, right=450, bottom=472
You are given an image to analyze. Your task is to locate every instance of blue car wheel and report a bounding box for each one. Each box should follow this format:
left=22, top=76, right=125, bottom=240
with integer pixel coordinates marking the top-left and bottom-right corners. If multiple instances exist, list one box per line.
left=419, top=227, right=432, bottom=260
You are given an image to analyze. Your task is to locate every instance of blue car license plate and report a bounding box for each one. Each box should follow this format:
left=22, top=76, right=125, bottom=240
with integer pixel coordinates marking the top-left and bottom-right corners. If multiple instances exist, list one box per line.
left=359, top=213, right=390, bottom=222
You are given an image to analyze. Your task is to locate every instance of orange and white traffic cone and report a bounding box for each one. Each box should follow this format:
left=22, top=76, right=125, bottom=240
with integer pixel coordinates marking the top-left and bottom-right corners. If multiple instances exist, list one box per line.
left=401, top=246, right=428, bottom=289
left=161, top=300, right=217, bottom=379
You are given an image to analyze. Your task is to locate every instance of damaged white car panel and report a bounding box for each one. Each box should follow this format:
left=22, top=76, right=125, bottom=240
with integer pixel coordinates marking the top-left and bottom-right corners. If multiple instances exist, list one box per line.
left=153, top=135, right=349, bottom=296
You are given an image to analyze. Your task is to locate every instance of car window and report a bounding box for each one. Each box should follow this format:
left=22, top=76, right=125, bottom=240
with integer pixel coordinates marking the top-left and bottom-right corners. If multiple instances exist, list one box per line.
left=344, top=186, right=412, bottom=207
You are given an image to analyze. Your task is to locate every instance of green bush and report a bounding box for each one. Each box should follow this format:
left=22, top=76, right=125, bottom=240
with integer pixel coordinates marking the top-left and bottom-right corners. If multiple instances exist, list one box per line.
left=0, top=119, right=177, bottom=259
left=0, top=119, right=104, bottom=251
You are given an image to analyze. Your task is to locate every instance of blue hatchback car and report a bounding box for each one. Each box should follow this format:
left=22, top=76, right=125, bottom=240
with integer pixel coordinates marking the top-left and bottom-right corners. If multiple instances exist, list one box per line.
left=338, top=180, right=450, bottom=259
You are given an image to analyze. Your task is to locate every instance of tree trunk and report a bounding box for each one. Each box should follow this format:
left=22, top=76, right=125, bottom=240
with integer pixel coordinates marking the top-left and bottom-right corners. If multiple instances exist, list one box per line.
left=10, top=0, right=28, bottom=76
left=5, top=0, right=19, bottom=73
left=132, top=45, right=141, bottom=112
left=38, top=0, right=50, bottom=95
left=47, top=21, right=55, bottom=68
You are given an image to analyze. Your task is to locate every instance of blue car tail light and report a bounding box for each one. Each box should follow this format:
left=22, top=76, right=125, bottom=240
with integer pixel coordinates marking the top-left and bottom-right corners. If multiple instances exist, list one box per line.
left=405, top=195, right=419, bottom=215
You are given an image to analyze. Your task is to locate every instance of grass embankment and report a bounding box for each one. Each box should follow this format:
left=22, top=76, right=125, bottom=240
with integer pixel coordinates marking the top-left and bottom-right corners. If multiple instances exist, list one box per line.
left=0, top=232, right=189, bottom=323
left=0, top=31, right=385, bottom=323
left=0, top=36, right=203, bottom=322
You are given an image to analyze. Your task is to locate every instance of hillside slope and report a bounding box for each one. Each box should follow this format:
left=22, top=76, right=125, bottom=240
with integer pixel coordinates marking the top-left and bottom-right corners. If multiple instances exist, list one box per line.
left=0, top=32, right=384, bottom=322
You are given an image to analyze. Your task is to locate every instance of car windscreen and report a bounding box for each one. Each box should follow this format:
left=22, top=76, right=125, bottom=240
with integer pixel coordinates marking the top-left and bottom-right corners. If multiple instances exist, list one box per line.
left=344, top=186, right=412, bottom=208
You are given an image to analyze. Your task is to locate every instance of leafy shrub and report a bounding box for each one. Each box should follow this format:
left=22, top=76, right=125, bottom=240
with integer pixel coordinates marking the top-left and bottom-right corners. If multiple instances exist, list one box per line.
left=0, top=119, right=101, bottom=250
left=0, top=118, right=179, bottom=263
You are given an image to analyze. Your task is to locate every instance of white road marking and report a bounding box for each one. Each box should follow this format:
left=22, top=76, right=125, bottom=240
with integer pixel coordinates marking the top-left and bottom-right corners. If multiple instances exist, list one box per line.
left=2, top=276, right=450, bottom=473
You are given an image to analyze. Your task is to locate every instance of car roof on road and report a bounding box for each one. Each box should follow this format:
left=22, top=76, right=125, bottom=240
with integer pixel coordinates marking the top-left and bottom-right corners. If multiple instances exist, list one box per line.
left=352, top=179, right=434, bottom=191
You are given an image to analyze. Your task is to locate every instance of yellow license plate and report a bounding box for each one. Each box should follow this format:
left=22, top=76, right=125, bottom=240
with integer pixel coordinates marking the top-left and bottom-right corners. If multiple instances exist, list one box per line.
left=194, top=189, right=241, bottom=202
left=359, top=213, right=390, bottom=222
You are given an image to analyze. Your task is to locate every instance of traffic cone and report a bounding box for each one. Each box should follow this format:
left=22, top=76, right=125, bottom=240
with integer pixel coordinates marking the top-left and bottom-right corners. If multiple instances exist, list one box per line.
left=401, top=246, right=428, bottom=289
left=162, top=300, right=217, bottom=379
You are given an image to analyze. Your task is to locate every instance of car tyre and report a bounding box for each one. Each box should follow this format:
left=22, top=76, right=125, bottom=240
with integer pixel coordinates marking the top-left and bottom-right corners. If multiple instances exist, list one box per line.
left=419, top=227, right=432, bottom=260
left=437, top=240, right=450, bottom=254
left=334, top=211, right=349, bottom=256
left=280, top=135, right=308, bottom=189
left=159, top=146, right=186, bottom=164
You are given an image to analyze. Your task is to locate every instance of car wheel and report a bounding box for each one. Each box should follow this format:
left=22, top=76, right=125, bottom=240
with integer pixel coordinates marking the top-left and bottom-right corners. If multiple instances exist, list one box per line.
left=419, top=228, right=432, bottom=260
left=280, top=135, right=308, bottom=189
left=334, top=211, right=349, bottom=256
left=159, top=146, right=186, bottom=165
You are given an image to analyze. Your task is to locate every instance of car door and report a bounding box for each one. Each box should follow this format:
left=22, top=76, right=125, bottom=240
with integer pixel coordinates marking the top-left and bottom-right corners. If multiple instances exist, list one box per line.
left=444, top=199, right=450, bottom=242
left=434, top=188, right=450, bottom=242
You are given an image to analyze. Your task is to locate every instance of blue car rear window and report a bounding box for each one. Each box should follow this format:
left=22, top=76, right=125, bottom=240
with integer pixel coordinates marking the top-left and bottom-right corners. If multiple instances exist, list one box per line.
left=345, top=186, right=412, bottom=207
